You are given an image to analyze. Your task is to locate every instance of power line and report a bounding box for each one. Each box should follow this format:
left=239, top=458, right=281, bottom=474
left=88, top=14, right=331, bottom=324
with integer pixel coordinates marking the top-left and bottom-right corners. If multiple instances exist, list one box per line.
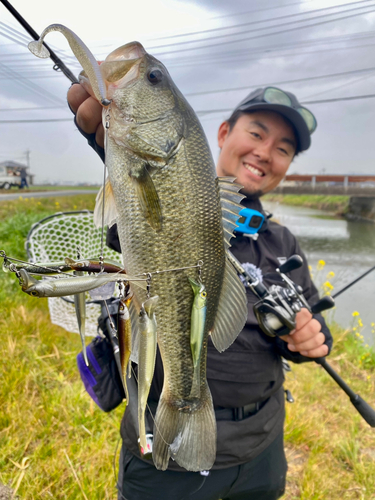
left=153, top=6, right=375, bottom=55
left=0, top=105, right=66, bottom=112
left=149, top=2, right=375, bottom=51
left=209, top=0, right=315, bottom=20
left=185, top=66, right=375, bottom=97
left=3, top=65, right=375, bottom=113
left=0, top=118, right=72, bottom=123
left=2, top=93, right=375, bottom=124
left=150, top=0, right=374, bottom=46
left=300, top=71, right=375, bottom=100
left=162, top=28, right=375, bottom=64
left=196, top=93, right=375, bottom=116
left=165, top=41, right=375, bottom=70
left=0, top=62, right=66, bottom=106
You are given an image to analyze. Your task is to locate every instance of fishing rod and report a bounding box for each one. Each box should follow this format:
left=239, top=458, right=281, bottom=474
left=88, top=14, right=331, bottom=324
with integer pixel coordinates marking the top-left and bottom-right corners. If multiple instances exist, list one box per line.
left=0, top=0, right=78, bottom=83
left=332, top=263, right=375, bottom=299
left=227, top=251, right=375, bottom=428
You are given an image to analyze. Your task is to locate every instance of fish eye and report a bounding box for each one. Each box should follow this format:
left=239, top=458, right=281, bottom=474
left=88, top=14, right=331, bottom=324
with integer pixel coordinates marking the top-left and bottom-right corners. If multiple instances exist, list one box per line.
left=201, top=291, right=207, bottom=298
left=147, top=69, right=163, bottom=85
left=31, top=291, right=38, bottom=297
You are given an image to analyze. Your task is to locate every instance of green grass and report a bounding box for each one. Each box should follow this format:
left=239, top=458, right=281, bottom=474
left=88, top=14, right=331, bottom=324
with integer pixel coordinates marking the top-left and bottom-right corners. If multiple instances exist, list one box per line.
left=0, top=185, right=99, bottom=193
left=263, top=194, right=350, bottom=214
left=0, top=196, right=374, bottom=499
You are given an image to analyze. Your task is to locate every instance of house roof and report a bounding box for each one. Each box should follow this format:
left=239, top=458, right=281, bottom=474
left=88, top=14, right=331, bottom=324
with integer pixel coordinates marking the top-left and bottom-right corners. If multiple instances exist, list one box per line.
left=0, top=160, right=28, bottom=170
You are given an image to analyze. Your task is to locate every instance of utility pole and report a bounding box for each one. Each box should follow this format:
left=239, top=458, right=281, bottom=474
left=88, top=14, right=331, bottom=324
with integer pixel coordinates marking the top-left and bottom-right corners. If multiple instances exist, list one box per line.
left=25, top=149, right=30, bottom=169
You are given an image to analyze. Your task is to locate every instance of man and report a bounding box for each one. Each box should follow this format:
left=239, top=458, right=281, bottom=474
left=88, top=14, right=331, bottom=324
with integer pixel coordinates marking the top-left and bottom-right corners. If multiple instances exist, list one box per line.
left=67, top=84, right=332, bottom=500
left=19, top=168, right=29, bottom=189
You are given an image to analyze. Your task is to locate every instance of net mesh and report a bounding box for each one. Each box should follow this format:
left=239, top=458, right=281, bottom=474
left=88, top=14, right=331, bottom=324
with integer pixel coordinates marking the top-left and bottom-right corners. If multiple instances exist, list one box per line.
left=26, top=211, right=122, bottom=336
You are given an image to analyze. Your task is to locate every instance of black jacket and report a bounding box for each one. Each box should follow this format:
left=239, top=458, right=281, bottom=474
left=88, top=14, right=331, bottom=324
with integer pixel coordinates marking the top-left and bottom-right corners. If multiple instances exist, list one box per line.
left=107, top=197, right=333, bottom=469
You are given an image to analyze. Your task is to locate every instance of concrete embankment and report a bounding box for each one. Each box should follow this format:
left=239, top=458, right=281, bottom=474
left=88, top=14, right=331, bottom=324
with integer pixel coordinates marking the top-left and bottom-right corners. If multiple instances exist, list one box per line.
left=347, top=196, right=375, bottom=222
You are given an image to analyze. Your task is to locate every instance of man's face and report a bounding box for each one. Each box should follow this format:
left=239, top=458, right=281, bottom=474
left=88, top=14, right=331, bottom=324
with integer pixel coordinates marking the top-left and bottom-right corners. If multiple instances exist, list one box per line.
left=216, top=110, right=297, bottom=196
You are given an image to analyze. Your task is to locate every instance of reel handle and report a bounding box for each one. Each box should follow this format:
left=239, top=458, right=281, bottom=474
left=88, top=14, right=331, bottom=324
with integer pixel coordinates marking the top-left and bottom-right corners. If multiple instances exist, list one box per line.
left=279, top=254, right=303, bottom=274
left=310, top=295, right=335, bottom=314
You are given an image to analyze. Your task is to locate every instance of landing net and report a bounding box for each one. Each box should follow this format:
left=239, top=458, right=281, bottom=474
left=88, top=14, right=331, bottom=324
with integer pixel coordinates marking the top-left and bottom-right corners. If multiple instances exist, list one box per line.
left=26, top=210, right=122, bottom=336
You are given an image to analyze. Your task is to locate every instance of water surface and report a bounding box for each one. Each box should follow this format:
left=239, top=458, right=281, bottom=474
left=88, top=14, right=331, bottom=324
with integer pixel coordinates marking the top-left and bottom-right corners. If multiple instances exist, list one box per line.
left=263, top=201, right=375, bottom=345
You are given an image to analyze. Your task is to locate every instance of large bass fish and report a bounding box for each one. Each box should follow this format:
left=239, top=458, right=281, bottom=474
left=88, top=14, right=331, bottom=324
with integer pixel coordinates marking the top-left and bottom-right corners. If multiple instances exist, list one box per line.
left=29, top=25, right=248, bottom=472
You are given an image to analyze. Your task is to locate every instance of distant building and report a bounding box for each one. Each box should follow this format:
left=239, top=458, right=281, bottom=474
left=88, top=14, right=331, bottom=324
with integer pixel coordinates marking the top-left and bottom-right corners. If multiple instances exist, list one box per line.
left=0, top=161, right=34, bottom=186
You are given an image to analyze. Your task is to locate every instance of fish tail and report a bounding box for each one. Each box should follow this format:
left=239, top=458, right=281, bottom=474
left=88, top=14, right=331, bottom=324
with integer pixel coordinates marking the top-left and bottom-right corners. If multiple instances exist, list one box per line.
left=152, top=384, right=216, bottom=471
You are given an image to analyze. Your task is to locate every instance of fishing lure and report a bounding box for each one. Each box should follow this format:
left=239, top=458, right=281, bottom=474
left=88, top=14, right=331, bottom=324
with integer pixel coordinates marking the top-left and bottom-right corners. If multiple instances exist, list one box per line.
left=118, top=294, right=132, bottom=403
left=137, top=296, right=158, bottom=456
left=188, top=278, right=207, bottom=398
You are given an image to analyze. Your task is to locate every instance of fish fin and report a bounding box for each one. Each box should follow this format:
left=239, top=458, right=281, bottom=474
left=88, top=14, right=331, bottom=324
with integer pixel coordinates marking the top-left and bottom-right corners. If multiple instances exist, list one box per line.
left=129, top=297, right=140, bottom=364
left=210, top=255, right=247, bottom=352
left=152, top=384, right=216, bottom=471
left=217, top=177, right=245, bottom=250
left=93, top=178, right=118, bottom=229
left=130, top=165, right=162, bottom=231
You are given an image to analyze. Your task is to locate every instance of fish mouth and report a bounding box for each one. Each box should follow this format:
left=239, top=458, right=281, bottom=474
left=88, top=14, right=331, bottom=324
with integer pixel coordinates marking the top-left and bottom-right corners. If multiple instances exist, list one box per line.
left=106, top=41, right=146, bottom=62
left=100, top=42, right=146, bottom=88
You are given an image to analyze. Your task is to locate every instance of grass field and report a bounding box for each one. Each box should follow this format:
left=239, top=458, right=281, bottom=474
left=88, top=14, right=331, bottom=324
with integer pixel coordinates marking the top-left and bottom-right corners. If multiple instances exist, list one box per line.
left=0, top=185, right=100, bottom=194
left=0, top=196, right=374, bottom=499
left=263, top=194, right=350, bottom=214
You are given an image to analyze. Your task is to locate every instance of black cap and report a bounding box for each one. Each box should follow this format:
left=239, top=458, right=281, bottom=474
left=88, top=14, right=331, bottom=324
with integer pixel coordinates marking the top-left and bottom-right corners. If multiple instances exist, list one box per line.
left=232, top=87, right=315, bottom=152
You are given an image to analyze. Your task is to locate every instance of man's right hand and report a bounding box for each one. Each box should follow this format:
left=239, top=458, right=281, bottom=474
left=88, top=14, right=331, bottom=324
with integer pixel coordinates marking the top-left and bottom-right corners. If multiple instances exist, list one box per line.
left=67, top=83, right=104, bottom=148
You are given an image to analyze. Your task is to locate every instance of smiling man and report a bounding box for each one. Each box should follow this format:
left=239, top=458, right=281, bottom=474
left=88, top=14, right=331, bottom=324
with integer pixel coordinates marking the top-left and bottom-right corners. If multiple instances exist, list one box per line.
left=67, top=84, right=332, bottom=500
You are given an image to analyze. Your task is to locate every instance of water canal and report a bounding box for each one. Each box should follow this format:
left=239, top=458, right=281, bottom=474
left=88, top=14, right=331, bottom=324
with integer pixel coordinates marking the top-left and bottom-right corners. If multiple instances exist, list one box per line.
left=263, top=201, right=375, bottom=346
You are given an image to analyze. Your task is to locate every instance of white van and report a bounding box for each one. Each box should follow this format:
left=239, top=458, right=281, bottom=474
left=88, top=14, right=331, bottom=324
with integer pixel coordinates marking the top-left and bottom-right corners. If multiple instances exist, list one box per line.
left=0, top=166, right=21, bottom=189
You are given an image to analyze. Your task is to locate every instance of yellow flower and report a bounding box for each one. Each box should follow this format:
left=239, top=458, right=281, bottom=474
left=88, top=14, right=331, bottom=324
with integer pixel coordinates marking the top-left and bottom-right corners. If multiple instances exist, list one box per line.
left=327, top=271, right=335, bottom=278
left=323, top=281, right=334, bottom=290
left=352, top=311, right=360, bottom=317
left=371, top=322, right=375, bottom=327
left=355, top=332, right=360, bottom=337
left=73, top=205, right=77, bottom=209
left=358, top=319, right=363, bottom=327
left=317, top=260, right=326, bottom=270
left=308, top=265, right=312, bottom=271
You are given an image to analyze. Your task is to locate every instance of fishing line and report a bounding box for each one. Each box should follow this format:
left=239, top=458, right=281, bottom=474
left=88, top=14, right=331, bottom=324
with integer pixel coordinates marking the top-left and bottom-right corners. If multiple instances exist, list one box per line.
left=99, top=102, right=112, bottom=271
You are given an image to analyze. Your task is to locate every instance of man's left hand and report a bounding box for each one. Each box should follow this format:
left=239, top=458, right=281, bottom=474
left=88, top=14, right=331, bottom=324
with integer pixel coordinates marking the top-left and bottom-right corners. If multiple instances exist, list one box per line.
left=280, top=307, right=329, bottom=358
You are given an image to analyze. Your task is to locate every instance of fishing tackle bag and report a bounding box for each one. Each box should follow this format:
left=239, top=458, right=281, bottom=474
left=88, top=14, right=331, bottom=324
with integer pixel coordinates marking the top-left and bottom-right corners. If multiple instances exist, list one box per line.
left=77, top=335, right=125, bottom=412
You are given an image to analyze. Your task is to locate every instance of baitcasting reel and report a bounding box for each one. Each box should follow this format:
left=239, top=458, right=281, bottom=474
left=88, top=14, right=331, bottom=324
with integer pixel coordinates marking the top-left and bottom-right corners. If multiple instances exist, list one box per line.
left=227, top=251, right=375, bottom=428
left=253, top=255, right=335, bottom=337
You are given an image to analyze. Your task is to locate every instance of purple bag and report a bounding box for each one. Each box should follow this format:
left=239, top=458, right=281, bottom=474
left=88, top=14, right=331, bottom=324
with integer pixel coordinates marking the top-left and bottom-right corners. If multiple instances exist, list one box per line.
left=77, top=336, right=125, bottom=412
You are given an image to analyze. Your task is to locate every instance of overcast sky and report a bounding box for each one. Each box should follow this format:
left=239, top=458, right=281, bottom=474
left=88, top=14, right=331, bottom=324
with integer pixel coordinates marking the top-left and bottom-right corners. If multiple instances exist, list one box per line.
left=1, top=0, right=375, bottom=183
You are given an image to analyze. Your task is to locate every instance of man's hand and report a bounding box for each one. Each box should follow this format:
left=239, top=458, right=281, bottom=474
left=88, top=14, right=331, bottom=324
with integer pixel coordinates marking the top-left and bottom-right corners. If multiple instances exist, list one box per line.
left=67, top=83, right=104, bottom=148
left=280, top=307, right=329, bottom=358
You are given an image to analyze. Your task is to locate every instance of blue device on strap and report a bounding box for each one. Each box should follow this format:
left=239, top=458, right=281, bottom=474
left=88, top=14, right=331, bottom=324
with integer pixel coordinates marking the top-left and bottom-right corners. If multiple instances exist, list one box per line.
left=235, top=208, right=265, bottom=235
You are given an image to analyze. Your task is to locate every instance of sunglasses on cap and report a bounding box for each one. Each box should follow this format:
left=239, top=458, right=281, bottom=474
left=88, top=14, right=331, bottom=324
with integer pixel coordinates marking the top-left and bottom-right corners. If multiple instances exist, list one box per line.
left=241, top=87, right=317, bottom=134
